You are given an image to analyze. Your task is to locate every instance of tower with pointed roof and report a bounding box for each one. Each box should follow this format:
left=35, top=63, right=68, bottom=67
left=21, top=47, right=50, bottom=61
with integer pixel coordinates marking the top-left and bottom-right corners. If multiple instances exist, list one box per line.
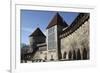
left=29, top=27, right=46, bottom=51
left=46, top=13, right=68, bottom=60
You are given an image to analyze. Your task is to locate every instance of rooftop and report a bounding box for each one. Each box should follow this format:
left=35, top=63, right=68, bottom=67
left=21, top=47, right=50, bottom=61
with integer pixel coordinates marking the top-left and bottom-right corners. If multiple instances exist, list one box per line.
left=46, top=13, right=68, bottom=29
left=29, top=27, right=46, bottom=38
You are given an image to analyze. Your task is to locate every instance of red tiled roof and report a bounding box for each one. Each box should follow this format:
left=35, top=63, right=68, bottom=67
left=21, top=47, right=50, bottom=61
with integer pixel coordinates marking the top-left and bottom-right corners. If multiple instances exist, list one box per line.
left=46, top=13, right=68, bottom=29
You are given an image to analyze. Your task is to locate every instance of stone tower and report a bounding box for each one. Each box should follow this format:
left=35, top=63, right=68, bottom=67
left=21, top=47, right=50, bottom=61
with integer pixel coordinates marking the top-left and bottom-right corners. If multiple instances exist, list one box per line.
left=46, top=13, right=68, bottom=60
left=29, top=27, right=46, bottom=53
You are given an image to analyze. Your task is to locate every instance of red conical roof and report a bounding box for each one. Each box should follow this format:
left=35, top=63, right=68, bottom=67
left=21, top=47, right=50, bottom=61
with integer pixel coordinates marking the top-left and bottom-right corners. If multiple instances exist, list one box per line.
left=46, top=13, right=68, bottom=29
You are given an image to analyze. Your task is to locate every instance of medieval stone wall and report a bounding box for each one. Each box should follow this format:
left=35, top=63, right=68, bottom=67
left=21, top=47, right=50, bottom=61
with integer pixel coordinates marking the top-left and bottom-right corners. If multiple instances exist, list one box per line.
left=61, top=19, right=89, bottom=60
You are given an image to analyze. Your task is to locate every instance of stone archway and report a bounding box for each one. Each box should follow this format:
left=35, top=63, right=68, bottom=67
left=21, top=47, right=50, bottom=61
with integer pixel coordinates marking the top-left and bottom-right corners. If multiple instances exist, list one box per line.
left=50, top=55, right=54, bottom=61
left=83, top=48, right=87, bottom=60
left=68, top=50, right=72, bottom=60
left=77, top=49, right=81, bottom=60
left=63, top=51, right=67, bottom=59
left=73, top=50, right=76, bottom=60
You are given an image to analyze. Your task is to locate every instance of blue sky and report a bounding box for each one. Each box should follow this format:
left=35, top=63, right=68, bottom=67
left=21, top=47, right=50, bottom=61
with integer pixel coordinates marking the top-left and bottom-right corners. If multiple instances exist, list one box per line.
left=21, top=10, right=79, bottom=45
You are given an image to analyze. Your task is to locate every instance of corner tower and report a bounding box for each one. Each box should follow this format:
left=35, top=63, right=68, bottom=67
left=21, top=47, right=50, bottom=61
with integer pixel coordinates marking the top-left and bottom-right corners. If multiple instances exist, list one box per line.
left=46, top=13, right=68, bottom=60
left=29, top=27, right=46, bottom=52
